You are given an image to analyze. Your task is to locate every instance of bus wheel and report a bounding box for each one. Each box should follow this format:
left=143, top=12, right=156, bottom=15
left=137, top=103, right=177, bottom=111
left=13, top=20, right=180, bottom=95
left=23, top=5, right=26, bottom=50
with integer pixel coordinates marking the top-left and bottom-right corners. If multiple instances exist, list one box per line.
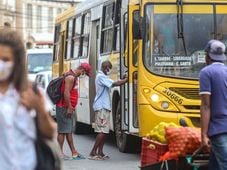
left=115, top=102, right=135, bottom=153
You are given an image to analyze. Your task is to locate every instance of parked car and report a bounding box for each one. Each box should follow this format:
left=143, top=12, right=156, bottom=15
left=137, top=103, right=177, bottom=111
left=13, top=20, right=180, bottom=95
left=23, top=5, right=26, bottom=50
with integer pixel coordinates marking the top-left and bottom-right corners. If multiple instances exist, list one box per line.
left=34, top=71, right=52, bottom=91
left=34, top=71, right=56, bottom=118
left=27, top=48, right=52, bottom=81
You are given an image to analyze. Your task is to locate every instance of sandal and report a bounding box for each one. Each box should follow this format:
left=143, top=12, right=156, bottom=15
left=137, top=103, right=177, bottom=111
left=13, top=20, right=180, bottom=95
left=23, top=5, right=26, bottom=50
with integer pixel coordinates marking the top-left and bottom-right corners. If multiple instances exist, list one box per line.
left=72, top=153, right=86, bottom=160
left=88, top=155, right=103, bottom=160
left=60, top=154, right=71, bottom=160
left=100, top=155, right=110, bottom=160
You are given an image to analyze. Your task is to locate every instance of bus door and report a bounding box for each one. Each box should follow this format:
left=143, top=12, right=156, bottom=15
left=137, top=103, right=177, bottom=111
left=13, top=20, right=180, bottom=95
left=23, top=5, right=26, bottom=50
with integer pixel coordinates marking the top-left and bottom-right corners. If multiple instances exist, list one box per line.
left=120, top=6, right=129, bottom=131
left=128, top=5, right=139, bottom=133
left=89, top=19, right=100, bottom=123
left=121, top=5, right=139, bottom=133
left=76, top=13, right=91, bottom=125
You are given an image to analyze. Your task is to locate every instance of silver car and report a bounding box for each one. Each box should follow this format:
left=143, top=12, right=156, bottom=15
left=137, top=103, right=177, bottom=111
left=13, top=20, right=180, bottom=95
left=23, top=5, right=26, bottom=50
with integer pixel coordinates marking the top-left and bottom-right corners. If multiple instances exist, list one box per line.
left=34, top=71, right=56, bottom=118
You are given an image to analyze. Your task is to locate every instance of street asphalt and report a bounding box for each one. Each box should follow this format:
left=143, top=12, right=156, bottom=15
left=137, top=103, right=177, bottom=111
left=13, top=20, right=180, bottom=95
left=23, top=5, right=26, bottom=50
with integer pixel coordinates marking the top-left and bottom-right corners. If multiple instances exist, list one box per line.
left=62, top=133, right=140, bottom=170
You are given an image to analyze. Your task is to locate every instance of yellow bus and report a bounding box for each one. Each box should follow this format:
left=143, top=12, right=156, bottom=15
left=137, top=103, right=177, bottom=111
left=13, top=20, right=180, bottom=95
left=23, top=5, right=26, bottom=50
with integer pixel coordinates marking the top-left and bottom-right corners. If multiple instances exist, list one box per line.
left=53, top=6, right=76, bottom=78
left=138, top=0, right=227, bottom=136
left=53, top=0, right=227, bottom=152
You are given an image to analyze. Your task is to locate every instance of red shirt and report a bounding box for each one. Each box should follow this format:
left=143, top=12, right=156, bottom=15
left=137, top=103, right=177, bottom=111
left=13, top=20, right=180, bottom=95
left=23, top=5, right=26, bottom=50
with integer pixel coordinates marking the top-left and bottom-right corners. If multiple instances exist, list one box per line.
left=57, top=70, right=78, bottom=109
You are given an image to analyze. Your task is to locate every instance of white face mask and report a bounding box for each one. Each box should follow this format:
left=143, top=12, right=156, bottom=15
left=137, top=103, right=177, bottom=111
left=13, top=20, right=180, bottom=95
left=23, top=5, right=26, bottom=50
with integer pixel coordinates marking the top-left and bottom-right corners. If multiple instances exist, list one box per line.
left=0, top=60, right=14, bottom=82
left=106, top=69, right=111, bottom=76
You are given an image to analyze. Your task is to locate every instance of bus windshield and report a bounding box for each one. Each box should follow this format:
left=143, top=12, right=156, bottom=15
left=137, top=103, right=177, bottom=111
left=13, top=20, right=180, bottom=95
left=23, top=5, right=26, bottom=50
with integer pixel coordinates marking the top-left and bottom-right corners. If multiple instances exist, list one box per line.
left=27, top=53, right=52, bottom=73
left=144, top=4, right=227, bottom=79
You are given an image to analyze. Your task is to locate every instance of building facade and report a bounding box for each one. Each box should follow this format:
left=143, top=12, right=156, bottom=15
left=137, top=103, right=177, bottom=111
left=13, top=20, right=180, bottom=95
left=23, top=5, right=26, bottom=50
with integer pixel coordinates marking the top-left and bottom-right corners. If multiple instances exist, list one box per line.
left=0, top=0, right=16, bottom=28
left=0, top=0, right=81, bottom=48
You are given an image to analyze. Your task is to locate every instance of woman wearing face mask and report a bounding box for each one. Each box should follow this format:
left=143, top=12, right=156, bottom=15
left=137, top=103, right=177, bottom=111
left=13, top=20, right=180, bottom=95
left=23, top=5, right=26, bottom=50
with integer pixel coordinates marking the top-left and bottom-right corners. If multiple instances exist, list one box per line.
left=0, top=29, right=56, bottom=170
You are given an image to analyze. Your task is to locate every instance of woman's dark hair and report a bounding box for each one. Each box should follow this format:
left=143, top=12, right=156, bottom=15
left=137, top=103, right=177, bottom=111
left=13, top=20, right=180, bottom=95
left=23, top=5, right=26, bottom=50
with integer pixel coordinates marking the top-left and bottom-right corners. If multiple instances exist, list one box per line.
left=0, top=29, right=27, bottom=92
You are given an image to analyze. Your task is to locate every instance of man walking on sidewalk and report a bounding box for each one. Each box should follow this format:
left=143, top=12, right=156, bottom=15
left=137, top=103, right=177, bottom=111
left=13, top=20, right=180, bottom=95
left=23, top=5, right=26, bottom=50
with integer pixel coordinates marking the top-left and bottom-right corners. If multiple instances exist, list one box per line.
left=89, top=61, right=127, bottom=160
left=56, top=63, right=91, bottom=160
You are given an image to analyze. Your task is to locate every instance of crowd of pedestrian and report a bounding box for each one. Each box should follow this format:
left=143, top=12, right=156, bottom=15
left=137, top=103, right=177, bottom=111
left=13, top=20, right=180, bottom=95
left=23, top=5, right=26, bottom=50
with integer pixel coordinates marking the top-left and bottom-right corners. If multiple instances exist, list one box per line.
left=55, top=60, right=127, bottom=161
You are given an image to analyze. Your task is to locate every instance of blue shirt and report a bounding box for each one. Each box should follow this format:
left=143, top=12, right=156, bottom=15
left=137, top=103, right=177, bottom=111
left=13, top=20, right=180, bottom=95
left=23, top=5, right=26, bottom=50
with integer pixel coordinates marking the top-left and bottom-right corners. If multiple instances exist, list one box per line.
left=199, top=62, right=227, bottom=137
left=93, top=71, right=113, bottom=111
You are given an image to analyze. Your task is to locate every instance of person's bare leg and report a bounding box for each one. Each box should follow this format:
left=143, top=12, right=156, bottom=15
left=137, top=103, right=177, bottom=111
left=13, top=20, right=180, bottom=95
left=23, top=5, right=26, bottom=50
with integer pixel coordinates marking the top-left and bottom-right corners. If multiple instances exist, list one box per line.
left=89, top=133, right=104, bottom=156
left=66, top=133, right=77, bottom=155
left=98, top=133, right=107, bottom=156
left=57, top=133, right=65, bottom=154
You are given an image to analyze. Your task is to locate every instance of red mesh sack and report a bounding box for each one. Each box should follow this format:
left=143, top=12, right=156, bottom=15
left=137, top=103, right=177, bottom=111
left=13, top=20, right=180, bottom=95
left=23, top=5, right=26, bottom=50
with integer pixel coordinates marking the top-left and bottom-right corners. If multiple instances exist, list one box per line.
left=160, top=127, right=201, bottom=160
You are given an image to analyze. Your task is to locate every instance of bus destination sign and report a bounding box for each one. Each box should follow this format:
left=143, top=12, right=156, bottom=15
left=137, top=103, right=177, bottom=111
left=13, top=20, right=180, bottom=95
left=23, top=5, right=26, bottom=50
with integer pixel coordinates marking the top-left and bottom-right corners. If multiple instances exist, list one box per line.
left=153, top=55, right=192, bottom=67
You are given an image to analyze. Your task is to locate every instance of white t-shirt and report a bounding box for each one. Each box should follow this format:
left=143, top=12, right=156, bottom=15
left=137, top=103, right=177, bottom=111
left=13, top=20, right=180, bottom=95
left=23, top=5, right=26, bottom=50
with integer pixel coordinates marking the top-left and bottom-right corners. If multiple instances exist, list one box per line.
left=0, top=85, right=52, bottom=170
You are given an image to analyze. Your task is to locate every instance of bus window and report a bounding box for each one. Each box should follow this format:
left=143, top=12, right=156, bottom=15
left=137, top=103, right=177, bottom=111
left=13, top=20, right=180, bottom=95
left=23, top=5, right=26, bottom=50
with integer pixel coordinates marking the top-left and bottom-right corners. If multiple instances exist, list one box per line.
left=133, top=11, right=140, bottom=66
left=81, top=13, right=91, bottom=57
left=123, top=13, right=128, bottom=52
left=217, top=15, right=227, bottom=44
left=53, top=25, right=61, bottom=61
left=101, top=3, right=114, bottom=54
left=73, top=16, right=82, bottom=58
left=123, top=12, right=128, bottom=67
left=144, top=4, right=215, bottom=79
left=66, top=19, right=74, bottom=59
left=114, top=27, right=120, bottom=51
left=113, top=0, right=120, bottom=51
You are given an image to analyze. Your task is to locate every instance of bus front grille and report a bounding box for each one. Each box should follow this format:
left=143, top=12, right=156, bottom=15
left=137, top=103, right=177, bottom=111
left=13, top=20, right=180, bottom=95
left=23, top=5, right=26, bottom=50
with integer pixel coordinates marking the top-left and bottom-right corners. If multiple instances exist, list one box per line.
left=169, top=87, right=199, bottom=100
left=190, top=117, right=201, bottom=127
left=183, top=105, right=200, bottom=110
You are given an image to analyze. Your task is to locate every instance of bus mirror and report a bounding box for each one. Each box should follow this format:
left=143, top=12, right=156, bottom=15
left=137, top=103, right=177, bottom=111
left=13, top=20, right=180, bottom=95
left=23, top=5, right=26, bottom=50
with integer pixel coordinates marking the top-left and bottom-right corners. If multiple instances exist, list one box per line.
left=132, top=14, right=143, bottom=39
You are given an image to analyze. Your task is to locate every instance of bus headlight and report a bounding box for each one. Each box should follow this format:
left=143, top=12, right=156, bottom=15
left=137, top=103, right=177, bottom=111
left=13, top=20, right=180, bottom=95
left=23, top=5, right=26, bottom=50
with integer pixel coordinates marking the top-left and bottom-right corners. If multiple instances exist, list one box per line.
left=161, top=101, right=169, bottom=110
left=142, top=87, right=179, bottom=112
left=151, top=94, right=159, bottom=102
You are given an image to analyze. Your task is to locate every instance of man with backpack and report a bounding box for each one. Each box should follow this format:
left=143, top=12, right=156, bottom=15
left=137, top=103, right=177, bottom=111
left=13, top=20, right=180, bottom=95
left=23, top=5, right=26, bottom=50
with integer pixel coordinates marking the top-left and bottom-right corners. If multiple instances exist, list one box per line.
left=55, top=63, right=91, bottom=160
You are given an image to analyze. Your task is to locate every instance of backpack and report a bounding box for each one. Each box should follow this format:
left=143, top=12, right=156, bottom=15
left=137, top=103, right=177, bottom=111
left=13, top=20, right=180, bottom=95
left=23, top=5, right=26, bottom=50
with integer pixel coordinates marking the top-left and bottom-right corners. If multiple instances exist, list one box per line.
left=47, top=73, right=76, bottom=104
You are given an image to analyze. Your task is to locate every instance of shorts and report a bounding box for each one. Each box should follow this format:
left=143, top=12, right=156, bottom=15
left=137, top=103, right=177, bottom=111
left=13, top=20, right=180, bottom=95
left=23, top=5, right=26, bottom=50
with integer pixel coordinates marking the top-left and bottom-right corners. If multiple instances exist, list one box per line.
left=56, top=106, right=73, bottom=133
left=94, top=109, right=110, bottom=134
